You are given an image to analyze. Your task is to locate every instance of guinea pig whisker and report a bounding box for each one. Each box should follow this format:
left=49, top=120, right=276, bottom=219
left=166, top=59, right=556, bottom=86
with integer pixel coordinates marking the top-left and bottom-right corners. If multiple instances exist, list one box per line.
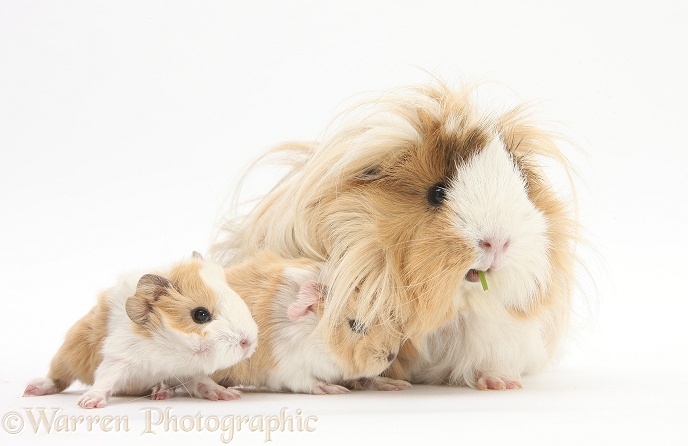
left=400, top=266, right=455, bottom=306
left=402, top=265, right=456, bottom=289
left=214, top=369, right=229, bottom=383
left=86, top=357, right=197, bottom=405
left=218, top=334, right=241, bottom=345
left=119, top=378, right=198, bottom=405
left=387, top=234, right=464, bottom=249
left=101, top=373, right=193, bottom=404
left=165, top=370, right=193, bottom=396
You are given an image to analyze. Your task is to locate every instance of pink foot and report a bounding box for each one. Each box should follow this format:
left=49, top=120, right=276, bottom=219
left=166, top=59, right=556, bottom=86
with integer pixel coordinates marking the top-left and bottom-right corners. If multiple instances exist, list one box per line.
left=476, top=374, right=522, bottom=391
left=197, top=383, right=242, bottom=401
left=313, top=382, right=350, bottom=395
left=23, top=379, right=59, bottom=397
left=78, top=390, right=110, bottom=409
left=354, top=376, right=411, bottom=391
left=150, top=382, right=176, bottom=400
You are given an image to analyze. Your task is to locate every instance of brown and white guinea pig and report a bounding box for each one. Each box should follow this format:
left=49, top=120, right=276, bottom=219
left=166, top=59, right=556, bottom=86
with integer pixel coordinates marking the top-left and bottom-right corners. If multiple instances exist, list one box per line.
left=212, top=80, right=579, bottom=390
left=212, top=250, right=409, bottom=394
left=23, top=252, right=258, bottom=408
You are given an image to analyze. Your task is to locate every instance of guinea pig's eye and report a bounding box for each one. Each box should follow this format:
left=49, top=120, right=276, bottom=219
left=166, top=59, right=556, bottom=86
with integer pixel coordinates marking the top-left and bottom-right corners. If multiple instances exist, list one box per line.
left=191, top=307, right=212, bottom=324
left=348, top=318, right=368, bottom=334
left=427, top=183, right=447, bottom=207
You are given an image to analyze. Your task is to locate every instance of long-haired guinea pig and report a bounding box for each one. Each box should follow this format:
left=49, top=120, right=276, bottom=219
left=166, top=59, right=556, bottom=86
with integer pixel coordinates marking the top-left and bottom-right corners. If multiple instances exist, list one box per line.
left=212, top=250, right=409, bottom=394
left=23, top=252, right=258, bottom=408
left=212, top=80, right=579, bottom=390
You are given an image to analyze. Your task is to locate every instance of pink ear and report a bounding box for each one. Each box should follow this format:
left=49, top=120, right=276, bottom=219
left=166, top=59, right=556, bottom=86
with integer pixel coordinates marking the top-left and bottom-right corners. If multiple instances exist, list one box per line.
left=287, top=280, right=325, bottom=321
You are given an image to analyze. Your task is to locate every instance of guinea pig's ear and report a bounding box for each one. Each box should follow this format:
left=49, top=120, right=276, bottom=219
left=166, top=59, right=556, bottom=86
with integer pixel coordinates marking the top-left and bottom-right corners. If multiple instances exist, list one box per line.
left=125, top=274, right=172, bottom=325
left=287, top=280, right=326, bottom=321
left=191, top=251, right=204, bottom=260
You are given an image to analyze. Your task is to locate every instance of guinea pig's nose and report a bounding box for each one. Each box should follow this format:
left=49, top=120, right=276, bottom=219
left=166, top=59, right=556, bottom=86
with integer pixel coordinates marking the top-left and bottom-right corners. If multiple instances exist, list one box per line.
left=478, top=236, right=511, bottom=270
left=479, top=237, right=510, bottom=253
left=387, top=352, right=397, bottom=363
left=240, top=338, right=252, bottom=350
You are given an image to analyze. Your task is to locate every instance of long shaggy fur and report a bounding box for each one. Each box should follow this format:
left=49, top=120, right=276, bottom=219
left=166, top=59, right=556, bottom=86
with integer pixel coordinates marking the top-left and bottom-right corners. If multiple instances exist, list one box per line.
left=212, top=80, right=579, bottom=385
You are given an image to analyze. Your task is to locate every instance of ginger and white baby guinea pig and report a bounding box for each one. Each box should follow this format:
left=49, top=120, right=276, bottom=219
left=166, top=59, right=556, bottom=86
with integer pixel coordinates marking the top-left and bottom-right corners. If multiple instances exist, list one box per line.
left=24, top=252, right=258, bottom=408
left=212, top=250, right=409, bottom=394
left=213, top=80, right=579, bottom=390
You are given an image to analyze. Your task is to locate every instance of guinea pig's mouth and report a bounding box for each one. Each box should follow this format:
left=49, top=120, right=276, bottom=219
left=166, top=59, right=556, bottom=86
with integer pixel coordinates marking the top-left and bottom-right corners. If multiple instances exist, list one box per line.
left=465, top=269, right=487, bottom=282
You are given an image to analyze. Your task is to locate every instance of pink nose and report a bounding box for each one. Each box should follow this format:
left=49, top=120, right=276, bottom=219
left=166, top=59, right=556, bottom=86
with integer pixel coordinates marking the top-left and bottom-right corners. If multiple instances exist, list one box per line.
left=479, top=238, right=510, bottom=252
left=478, top=237, right=510, bottom=270
left=240, top=338, right=251, bottom=350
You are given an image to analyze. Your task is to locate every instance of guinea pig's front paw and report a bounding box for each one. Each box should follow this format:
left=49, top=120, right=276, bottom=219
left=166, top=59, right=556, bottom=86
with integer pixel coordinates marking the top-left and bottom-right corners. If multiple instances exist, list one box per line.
left=150, top=382, right=176, bottom=400
left=312, top=382, right=350, bottom=395
left=476, top=373, right=522, bottom=391
left=353, top=376, right=411, bottom=391
left=78, top=390, right=110, bottom=409
left=197, top=382, right=242, bottom=401
left=23, top=378, right=59, bottom=397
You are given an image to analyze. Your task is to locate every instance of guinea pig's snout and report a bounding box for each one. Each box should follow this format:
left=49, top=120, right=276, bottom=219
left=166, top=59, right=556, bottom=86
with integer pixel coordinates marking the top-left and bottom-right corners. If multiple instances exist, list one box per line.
left=386, top=352, right=397, bottom=363
left=477, top=235, right=511, bottom=271
left=240, top=337, right=252, bottom=352
left=238, top=333, right=256, bottom=357
left=218, top=332, right=255, bottom=353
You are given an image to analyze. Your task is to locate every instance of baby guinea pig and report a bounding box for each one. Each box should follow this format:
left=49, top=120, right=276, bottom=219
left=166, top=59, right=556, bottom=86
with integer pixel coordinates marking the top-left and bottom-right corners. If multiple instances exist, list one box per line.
left=23, top=252, right=258, bottom=408
left=212, top=250, right=409, bottom=394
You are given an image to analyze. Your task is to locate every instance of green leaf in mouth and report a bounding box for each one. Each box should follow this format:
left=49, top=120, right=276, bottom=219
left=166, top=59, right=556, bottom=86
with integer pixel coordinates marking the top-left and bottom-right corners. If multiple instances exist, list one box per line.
left=478, top=270, right=488, bottom=291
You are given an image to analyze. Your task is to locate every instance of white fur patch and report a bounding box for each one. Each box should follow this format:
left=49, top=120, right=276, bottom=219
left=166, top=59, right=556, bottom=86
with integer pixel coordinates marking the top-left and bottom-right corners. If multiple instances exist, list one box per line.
left=447, top=135, right=551, bottom=308
left=414, top=136, right=553, bottom=386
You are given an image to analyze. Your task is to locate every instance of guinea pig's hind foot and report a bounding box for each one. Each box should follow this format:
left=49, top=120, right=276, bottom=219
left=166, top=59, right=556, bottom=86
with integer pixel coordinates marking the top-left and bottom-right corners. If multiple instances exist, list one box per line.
left=23, top=378, right=59, bottom=397
left=150, top=382, right=176, bottom=400
left=476, top=373, right=522, bottom=391
left=312, top=382, right=350, bottom=395
left=190, top=376, right=242, bottom=401
left=350, top=376, right=411, bottom=391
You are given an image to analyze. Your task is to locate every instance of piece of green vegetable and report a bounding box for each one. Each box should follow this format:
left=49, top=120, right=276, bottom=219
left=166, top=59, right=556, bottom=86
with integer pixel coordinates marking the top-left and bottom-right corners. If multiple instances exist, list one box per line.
left=478, top=270, right=488, bottom=291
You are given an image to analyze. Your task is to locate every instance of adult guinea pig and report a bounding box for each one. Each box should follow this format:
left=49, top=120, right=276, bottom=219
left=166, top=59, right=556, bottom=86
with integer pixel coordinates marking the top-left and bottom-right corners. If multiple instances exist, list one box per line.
left=212, top=81, right=578, bottom=389
left=212, top=250, right=409, bottom=394
left=23, top=252, right=258, bottom=408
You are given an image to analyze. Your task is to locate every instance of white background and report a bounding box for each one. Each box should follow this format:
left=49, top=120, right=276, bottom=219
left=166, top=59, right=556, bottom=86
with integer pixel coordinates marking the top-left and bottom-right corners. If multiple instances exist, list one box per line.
left=1, top=1, right=687, bottom=445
